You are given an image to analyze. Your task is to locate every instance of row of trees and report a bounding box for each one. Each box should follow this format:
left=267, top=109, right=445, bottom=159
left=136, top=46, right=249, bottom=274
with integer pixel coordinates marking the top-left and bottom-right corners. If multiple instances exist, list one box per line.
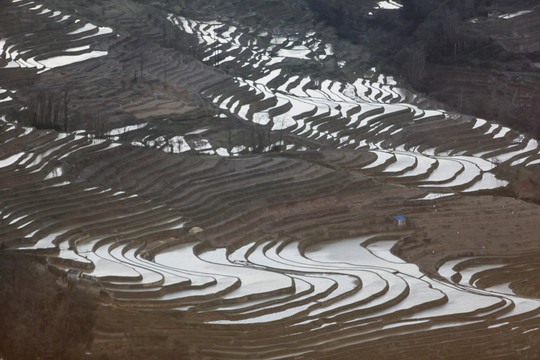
left=25, top=87, right=108, bottom=136
left=27, top=87, right=70, bottom=132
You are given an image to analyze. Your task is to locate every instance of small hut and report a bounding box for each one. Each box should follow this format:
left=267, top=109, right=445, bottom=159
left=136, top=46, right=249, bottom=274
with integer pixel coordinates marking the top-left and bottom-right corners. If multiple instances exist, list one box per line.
left=395, top=216, right=406, bottom=226
left=67, top=269, right=83, bottom=282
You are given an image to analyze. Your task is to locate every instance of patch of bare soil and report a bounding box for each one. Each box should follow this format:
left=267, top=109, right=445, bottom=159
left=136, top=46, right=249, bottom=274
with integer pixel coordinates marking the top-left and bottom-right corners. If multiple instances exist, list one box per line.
left=0, top=253, right=97, bottom=360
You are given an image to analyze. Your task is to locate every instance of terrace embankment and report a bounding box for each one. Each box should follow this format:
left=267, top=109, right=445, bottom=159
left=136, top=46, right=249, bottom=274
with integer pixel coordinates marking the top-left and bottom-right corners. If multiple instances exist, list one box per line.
left=0, top=0, right=226, bottom=131
left=2, top=118, right=540, bottom=358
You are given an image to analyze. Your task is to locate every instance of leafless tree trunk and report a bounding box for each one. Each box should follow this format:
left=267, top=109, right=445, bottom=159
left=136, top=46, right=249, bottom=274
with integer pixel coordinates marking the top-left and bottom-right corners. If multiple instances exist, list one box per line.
left=267, top=121, right=271, bottom=148
left=164, top=59, right=168, bottom=89
left=228, top=124, right=232, bottom=152
left=250, top=122, right=255, bottom=151
left=63, top=87, right=69, bottom=132
left=278, top=116, right=285, bottom=148
left=136, top=35, right=148, bottom=79
left=140, top=51, right=144, bottom=79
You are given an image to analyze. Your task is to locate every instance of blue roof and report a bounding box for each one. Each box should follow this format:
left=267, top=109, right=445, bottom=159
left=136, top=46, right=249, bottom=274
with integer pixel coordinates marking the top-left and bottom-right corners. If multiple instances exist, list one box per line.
left=395, top=216, right=406, bottom=220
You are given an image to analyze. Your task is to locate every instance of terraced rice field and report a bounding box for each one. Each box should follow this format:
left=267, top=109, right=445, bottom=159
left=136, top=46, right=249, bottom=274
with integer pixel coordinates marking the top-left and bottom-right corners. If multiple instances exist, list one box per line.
left=2, top=0, right=540, bottom=358
left=0, top=0, right=112, bottom=73
left=163, top=12, right=540, bottom=191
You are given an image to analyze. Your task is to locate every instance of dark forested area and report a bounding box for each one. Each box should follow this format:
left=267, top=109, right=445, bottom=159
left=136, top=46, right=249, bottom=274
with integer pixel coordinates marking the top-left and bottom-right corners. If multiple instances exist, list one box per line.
left=304, top=0, right=540, bottom=138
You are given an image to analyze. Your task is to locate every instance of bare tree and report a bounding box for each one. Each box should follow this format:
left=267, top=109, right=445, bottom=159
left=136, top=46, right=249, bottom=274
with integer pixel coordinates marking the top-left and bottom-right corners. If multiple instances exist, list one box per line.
left=163, top=58, right=168, bottom=89
left=250, top=122, right=255, bottom=151
left=85, top=108, right=103, bottom=138
left=135, top=34, right=149, bottom=80
left=228, top=124, right=232, bottom=152
left=396, top=44, right=426, bottom=86
left=441, top=7, right=461, bottom=58
left=63, top=86, right=70, bottom=132
left=140, top=49, right=145, bottom=79
left=267, top=119, right=272, bottom=148
left=276, top=115, right=286, bottom=150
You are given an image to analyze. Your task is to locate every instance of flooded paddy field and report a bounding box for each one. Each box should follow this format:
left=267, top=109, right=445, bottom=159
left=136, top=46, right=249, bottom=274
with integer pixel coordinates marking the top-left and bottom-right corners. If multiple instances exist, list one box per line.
left=1, top=0, right=540, bottom=358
